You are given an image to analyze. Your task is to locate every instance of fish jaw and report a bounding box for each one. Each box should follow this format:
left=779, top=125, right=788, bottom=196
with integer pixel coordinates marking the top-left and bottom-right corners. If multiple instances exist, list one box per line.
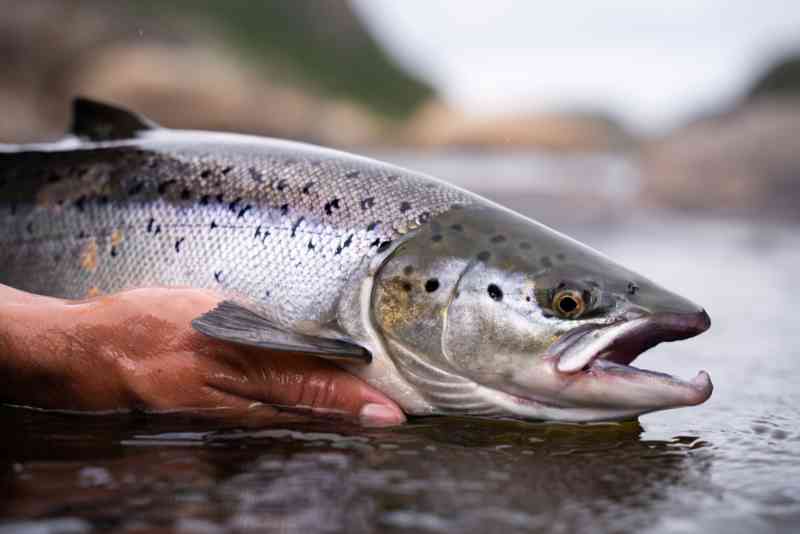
left=504, top=310, right=713, bottom=420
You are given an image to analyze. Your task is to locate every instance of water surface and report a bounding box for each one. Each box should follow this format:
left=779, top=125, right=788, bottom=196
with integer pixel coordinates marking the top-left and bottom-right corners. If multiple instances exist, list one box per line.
left=2, top=153, right=798, bottom=533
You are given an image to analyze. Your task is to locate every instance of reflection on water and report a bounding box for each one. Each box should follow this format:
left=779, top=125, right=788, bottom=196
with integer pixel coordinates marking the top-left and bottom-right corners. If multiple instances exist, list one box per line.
left=0, top=408, right=712, bottom=534
left=3, top=153, right=800, bottom=533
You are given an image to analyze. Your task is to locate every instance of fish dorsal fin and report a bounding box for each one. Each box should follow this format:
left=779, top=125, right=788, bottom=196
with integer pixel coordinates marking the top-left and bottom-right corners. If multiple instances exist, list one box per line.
left=70, top=97, right=158, bottom=141
left=192, top=300, right=372, bottom=364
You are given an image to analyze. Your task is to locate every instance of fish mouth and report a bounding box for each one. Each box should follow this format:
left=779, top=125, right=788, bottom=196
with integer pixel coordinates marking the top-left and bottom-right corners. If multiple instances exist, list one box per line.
left=547, top=310, right=713, bottom=409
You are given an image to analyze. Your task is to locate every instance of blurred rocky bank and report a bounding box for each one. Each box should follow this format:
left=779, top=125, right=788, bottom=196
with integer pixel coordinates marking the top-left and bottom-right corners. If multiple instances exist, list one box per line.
left=0, top=0, right=798, bottom=218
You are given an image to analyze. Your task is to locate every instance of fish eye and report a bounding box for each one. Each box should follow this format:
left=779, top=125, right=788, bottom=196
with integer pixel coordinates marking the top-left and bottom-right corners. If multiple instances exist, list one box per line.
left=553, top=290, right=585, bottom=319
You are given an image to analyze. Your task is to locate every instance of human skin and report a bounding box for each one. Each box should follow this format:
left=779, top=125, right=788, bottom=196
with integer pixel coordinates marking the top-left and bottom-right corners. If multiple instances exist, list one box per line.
left=0, top=284, right=405, bottom=427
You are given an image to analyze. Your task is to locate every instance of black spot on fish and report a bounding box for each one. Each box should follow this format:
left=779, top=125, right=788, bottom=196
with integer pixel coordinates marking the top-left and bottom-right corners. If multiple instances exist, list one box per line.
left=181, top=189, right=192, bottom=201
left=417, top=211, right=431, bottom=224
left=200, top=170, right=212, bottom=179
left=147, top=218, right=155, bottom=233
left=386, top=174, right=399, bottom=182
left=291, top=217, right=305, bottom=237
left=307, top=239, right=316, bottom=250
left=200, top=195, right=210, bottom=205
left=110, top=246, right=118, bottom=258
left=237, top=205, right=252, bottom=219
left=249, top=167, right=263, bottom=183
left=491, top=235, right=506, bottom=244
left=74, top=196, right=87, bottom=212
left=78, top=230, right=88, bottom=239
left=157, top=180, right=177, bottom=195
left=556, top=253, right=566, bottom=261
left=425, top=279, right=440, bottom=293
left=360, top=197, right=375, bottom=210
left=228, top=197, right=241, bottom=212
left=154, top=225, right=161, bottom=235
left=210, top=220, right=218, bottom=230
left=377, top=240, right=392, bottom=253
left=275, top=179, right=288, bottom=191
left=97, top=195, right=109, bottom=205
left=175, top=238, right=185, bottom=253
left=26, top=221, right=34, bottom=234
left=280, top=203, right=289, bottom=216
left=402, top=282, right=413, bottom=292
left=487, top=284, right=503, bottom=301
left=302, top=181, right=314, bottom=194
left=477, top=251, right=491, bottom=262
left=128, top=182, right=144, bottom=196
left=366, top=220, right=381, bottom=231
left=346, top=170, right=360, bottom=178
left=221, top=166, right=233, bottom=175
left=627, top=281, right=640, bottom=295
left=403, top=265, right=414, bottom=276
left=335, top=235, right=352, bottom=255
left=216, top=193, right=225, bottom=203
left=519, top=242, right=532, bottom=250
left=214, top=271, right=223, bottom=283
left=254, top=225, right=262, bottom=238
left=450, top=224, right=463, bottom=232
left=541, top=257, right=552, bottom=268
left=324, top=198, right=340, bottom=216
left=265, top=290, right=271, bottom=298
left=399, top=201, right=411, bottom=213
left=431, top=234, right=443, bottom=242
left=369, top=238, right=381, bottom=248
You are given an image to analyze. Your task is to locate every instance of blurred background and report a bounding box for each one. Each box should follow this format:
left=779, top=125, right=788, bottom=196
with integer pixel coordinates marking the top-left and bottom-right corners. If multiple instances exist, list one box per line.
left=3, top=3, right=800, bottom=532
left=2, top=0, right=800, bottom=219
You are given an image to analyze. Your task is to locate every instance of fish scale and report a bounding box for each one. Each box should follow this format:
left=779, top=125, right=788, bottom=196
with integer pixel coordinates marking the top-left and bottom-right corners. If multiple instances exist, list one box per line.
left=0, top=134, right=473, bottom=327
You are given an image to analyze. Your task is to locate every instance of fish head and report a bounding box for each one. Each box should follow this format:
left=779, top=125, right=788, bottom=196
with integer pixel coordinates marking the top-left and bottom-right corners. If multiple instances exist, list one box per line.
left=372, top=205, right=712, bottom=421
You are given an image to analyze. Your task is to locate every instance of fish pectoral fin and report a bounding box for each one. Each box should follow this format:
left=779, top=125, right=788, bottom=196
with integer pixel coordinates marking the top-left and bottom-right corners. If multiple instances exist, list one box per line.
left=70, top=97, right=159, bottom=141
left=191, top=300, right=372, bottom=364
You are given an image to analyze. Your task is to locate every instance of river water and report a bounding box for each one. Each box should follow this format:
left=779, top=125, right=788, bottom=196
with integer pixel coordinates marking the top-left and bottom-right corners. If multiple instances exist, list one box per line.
left=2, top=152, right=798, bottom=533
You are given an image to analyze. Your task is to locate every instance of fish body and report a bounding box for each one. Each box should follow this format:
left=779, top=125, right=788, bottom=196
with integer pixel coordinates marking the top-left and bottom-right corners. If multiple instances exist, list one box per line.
left=0, top=99, right=713, bottom=421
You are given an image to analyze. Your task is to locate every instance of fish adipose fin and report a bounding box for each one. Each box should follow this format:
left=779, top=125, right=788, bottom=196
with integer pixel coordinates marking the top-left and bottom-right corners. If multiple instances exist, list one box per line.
left=192, top=300, right=372, bottom=364
left=70, top=96, right=158, bottom=141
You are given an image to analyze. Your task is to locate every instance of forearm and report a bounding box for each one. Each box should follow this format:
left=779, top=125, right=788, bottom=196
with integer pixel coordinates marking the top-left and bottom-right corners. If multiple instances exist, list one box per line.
left=0, top=285, right=128, bottom=410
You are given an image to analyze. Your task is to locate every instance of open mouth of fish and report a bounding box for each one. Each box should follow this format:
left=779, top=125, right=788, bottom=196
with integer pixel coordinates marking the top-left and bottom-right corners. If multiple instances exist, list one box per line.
left=546, top=311, right=713, bottom=408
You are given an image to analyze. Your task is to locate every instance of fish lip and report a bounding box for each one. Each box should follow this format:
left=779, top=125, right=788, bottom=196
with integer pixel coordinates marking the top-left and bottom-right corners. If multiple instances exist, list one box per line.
left=547, top=310, right=713, bottom=404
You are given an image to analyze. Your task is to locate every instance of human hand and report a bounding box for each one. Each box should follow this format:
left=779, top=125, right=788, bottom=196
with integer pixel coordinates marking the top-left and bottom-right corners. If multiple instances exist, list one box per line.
left=0, top=285, right=405, bottom=427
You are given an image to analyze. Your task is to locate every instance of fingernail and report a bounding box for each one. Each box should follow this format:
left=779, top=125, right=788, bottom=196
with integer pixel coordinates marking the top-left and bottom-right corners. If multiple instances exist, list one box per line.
left=359, top=403, right=406, bottom=428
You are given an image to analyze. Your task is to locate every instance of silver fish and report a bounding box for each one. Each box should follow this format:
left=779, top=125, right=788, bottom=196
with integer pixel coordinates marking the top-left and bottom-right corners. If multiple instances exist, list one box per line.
left=0, top=98, right=712, bottom=421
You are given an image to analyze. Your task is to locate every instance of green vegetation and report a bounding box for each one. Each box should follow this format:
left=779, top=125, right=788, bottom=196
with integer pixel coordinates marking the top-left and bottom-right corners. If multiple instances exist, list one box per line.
left=749, top=55, right=800, bottom=99
left=134, top=0, right=433, bottom=118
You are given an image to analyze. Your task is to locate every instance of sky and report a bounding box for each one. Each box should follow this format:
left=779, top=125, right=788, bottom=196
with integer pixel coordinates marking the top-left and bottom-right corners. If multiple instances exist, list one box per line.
left=352, top=0, right=800, bottom=132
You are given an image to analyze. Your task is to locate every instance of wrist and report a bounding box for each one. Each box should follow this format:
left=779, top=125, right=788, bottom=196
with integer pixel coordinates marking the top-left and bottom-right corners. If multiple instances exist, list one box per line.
left=0, top=289, right=128, bottom=410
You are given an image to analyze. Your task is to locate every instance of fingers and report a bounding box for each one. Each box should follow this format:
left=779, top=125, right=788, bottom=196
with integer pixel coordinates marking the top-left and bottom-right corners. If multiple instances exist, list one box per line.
left=200, top=345, right=407, bottom=427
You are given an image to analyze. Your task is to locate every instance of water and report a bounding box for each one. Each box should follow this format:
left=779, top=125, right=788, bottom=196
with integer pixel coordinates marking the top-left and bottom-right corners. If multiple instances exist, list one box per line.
left=2, top=152, right=799, bottom=533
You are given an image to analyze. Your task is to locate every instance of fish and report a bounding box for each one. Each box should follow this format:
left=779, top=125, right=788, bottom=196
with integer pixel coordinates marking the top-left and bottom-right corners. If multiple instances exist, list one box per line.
left=0, top=97, right=713, bottom=422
